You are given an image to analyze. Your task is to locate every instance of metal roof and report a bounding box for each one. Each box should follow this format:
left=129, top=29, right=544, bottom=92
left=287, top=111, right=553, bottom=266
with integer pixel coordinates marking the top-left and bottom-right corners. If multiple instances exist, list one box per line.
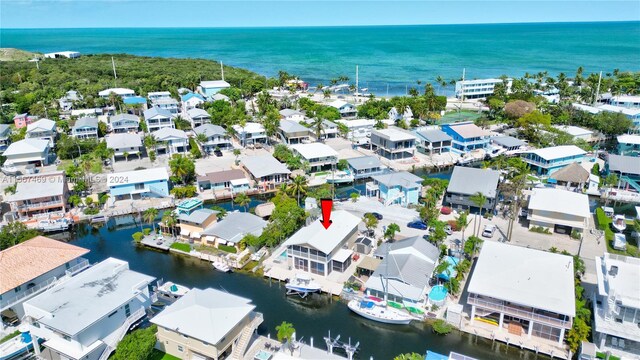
left=152, top=127, right=188, bottom=141
left=279, top=120, right=310, bottom=134
left=283, top=210, right=360, bottom=254
left=346, top=156, right=383, bottom=170
left=197, top=169, right=246, bottom=184
left=73, top=117, right=99, bottom=129
left=290, top=143, right=338, bottom=159
left=178, top=208, right=218, bottom=225
left=109, top=113, right=139, bottom=124
left=242, top=154, right=290, bottom=179
left=105, top=133, right=142, bottom=149
left=3, top=138, right=49, bottom=156
left=526, top=145, right=586, bottom=161
left=371, top=171, right=422, bottom=189
left=107, top=167, right=168, bottom=187
left=415, top=129, right=452, bottom=143
left=608, top=154, right=640, bottom=176
left=143, top=106, right=174, bottom=120
left=528, top=187, right=590, bottom=219
left=491, top=135, right=525, bottom=148
left=202, top=212, right=266, bottom=243
left=446, top=166, right=500, bottom=197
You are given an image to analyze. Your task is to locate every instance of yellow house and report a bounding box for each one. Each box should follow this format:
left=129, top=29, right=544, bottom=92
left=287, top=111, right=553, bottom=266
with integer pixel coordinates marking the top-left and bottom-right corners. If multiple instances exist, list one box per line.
left=177, top=209, right=218, bottom=242
left=151, top=288, right=263, bottom=360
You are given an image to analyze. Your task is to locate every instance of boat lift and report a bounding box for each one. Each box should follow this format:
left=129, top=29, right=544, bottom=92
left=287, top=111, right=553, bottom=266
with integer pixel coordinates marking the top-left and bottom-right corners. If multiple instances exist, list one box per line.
left=323, top=331, right=360, bottom=360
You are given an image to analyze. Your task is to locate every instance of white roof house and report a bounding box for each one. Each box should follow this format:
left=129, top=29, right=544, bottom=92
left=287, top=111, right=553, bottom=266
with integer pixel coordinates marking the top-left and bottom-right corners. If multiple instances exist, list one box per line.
left=283, top=210, right=360, bottom=254
left=290, top=143, right=338, bottom=161
left=617, top=134, right=640, bottom=145
left=106, top=133, right=142, bottom=151
left=599, top=104, right=640, bottom=117
left=372, top=128, right=418, bottom=142
left=242, top=154, right=290, bottom=179
left=468, top=241, right=576, bottom=317
left=553, top=125, right=594, bottom=138
left=200, top=80, right=231, bottom=89
left=26, top=119, right=56, bottom=133
left=98, top=88, right=135, bottom=97
left=525, top=145, right=586, bottom=161
left=107, top=167, right=169, bottom=188
left=232, top=122, right=265, bottom=135
left=572, top=103, right=602, bottom=115
left=44, top=51, right=80, bottom=59
left=202, top=212, right=267, bottom=244
left=527, top=188, right=590, bottom=231
left=2, top=138, right=50, bottom=166
left=152, top=127, right=188, bottom=141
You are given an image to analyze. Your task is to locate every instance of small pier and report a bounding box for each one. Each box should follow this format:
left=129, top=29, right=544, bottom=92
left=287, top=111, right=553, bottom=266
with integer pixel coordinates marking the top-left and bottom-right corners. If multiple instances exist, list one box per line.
left=140, top=234, right=175, bottom=251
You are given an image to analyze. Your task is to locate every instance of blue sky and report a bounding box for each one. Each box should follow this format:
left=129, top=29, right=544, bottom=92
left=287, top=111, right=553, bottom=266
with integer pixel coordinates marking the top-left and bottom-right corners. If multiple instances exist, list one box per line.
left=2, top=1, right=639, bottom=28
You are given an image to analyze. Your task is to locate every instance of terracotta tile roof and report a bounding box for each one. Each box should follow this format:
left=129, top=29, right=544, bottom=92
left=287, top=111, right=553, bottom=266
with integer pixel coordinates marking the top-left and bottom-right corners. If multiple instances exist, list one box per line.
left=0, top=236, right=89, bottom=294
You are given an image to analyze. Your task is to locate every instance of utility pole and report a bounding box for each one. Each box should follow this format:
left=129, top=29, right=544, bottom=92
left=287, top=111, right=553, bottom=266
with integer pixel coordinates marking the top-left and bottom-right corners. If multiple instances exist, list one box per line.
left=461, top=68, right=466, bottom=102
left=220, top=61, right=225, bottom=81
left=593, top=71, right=602, bottom=106
left=111, top=57, right=117, bottom=87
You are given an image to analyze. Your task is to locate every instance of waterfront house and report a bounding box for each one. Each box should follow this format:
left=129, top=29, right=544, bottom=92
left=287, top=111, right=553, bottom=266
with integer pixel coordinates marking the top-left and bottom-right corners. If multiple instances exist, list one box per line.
left=13, top=113, right=39, bottom=129
left=522, top=145, right=586, bottom=175
left=414, top=128, right=452, bottom=155
left=2, top=138, right=51, bottom=167
left=610, top=95, right=640, bottom=109
left=527, top=188, right=590, bottom=234
left=455, top=78, right=512, bottom=99
left=201, top=212, right=267, bottom=249
left=368, top=171, right=423, bottom=206
left=71, top=117, right=99, bottom=140
left=151, top=288, right=263, bottom=360
left=232, top=122, right=267, bottom=147
left=107, top=167, right=170, bottom=200
left=370, top=128, right=417, bottom=160
left=598, top=105, right=640, bottom=130
left=329, top=100, right=357, bottom=118
left=335, top=119, right=375, bottom=142
left=0, top=236, right=89, bottom=331
left=144, top=107, right=175, bottom=132
left=153, top=97, right=180, bottom=115
left=24, top=257, right=156, bottom=360
left=617, top=134, right=640, bottom=156
left=278, top=120, right=311, bottom=144
left=606, top=154, right=640, bottom=192
left=467, top=241, right=575, bottom=345
left=44, top=51, right=80, bottom=59
left=181, top=92, right=205, bottom=112
left=593, top=253, right=640, bottom=359
left=58, top=90, right=82, bottom=111
left=152, top=127, right=189, bottom=155
left=490, top=136, right=526, bottom=153
left=242, top=154, right=291, bottom=188
left=282, top=210, right=360, bottom=276
left=290, top=143, right=338, bottom=171
left=193, top=124, right=232, bottom=152
left=388, top=106, right=413, bottom=124
left=365, top=236, right=439, bottom=304
left=147, top=91, right=172, bottom=103
left=105, top=133, right=143, bottom=161
left=444, top=166, right=500, bottom=212
left=26, top=119, right=56, bottom=147
left=108, top=113, right=140, bottom=133
left=177, top=209, right=219, bottom=242
left=123, top=96, right=148, bottom=112
left=197, top=169, right=249, bottom=193
left=346, top=156, right=388, bottom=179
left=441, top=122, right=491, bottom=153
left=280, top=108, right=305, bottom=122
left=0, top=124, right=12, bottom=152
left=98, top=87, right=135, bottom=99
left=553, top=125, right=594, bottom=142
left=198, top=80, right=231, bottom=99
left=5, top=172, right=68, bottom=221
left=187, top=108, right=211, bottom=127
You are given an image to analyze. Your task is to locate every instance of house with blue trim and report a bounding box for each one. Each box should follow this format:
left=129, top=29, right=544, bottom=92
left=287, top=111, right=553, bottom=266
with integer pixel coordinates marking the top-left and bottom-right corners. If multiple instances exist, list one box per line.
left=617, top=134, right=640, bottom=156
left=181, top=92, right=205, bottom=113
left=71, top=117, right=99, bottom=140
left=107, top=167, right=169, bottom=200
left=441, top=122, right=491, bottom=153
left=197, top=169, right=250, bottom=193
left=368, top=171, right=423, bottom=206
left=521, top=145, right=586, bottom=175
left=414, top=128, right=452, bottom=155
left=198, top=80, right=231, bottom=99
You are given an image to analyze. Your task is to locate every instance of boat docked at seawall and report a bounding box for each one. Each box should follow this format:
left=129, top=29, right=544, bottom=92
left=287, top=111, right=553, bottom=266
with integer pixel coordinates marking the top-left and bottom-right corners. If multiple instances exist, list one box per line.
left=36, top=217, right=72, bottom=233
left=612, top=214, right=627, bottom=232
left=347, top=298, right=414, bottom=325
left=285, top=273, right=322, bottom=297
left=325, top=170, right=355, bottom=184
left=156, top=281, right=190, bottom=302
left=0, top=327, right=36, bottom=360
left=212, top=260, right=231, bottom=273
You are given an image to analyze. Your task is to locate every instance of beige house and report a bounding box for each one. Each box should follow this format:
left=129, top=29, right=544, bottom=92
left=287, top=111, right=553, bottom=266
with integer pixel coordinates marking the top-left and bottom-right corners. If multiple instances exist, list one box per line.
left=177, top=209, right=218, bottom=241
left=151, top=288, right=263, bottom=360
left=527, top=188, right=590, bottom=234
left=5, top=172, right=68, bottom=220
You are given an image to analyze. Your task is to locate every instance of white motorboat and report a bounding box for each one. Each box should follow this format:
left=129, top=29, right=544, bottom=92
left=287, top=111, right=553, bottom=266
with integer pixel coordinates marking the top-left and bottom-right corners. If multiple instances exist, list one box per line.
left=212, top=260, right=231, bottom=273
left=325, top=170, right=354, bottom=184
left=285, top=273, right=322, bottom=297
left=347, top=298, right=414, bottom=325
left=612, top=215, right=627, bottom=232
left=37, top=218, right=72, bottom=233
left=157, top=281, right=190, bottom=301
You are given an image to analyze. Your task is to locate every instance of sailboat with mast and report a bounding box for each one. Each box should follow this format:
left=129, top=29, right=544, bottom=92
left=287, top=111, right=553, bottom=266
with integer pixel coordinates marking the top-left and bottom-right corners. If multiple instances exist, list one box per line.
left=347, top=247, right=415, bottom=325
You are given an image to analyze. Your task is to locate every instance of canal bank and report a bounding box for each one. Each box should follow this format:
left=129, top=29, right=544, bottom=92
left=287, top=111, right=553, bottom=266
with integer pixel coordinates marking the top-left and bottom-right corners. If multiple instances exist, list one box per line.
left=61, top=217, right=549, bottom=360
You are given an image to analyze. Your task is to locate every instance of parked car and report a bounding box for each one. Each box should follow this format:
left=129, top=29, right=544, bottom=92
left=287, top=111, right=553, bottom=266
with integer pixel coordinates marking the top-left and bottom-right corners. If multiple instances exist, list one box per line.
left=213, top=148, right=223, bottom=157
left=444, top=224, right=453, bottom=235
left=407, top=221, right=428, bottom=230
left=482, top=224, right=496, bottom=238
left=366, top=212, right=383, bottom=220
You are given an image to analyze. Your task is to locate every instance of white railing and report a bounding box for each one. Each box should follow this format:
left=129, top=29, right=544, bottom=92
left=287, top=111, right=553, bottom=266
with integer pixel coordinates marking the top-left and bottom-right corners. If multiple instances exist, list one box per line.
left=468, top=295, right=571, bottom=328
left=65, top=259, right=90, bottom=277
left=18, top=199, right=64, bottom=210
left=98, top=307, right=147, bottom=360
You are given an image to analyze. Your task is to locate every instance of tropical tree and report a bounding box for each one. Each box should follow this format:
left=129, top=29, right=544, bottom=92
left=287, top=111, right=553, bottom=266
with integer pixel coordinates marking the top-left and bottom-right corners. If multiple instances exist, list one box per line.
left=350, top=192, right=360, bottom=203
left=161, top=211, right=178, bottom=237
left=310, top=116, right=325, bottom=141
left=469, top=192, right=487, bottom=236
left=230, top=193, right=248, bottom=212
left=143, top=207, right=159, bottom=234
left=384, top=223, right=400, bottom=241
left=287, top=175, right=308, bottom=206
left=4, top=184, right=16, bottom=195
left=456, top=211, right=469, bottom=254
left=363, top=213, right=379, bottom=232
left=464, top=235, right=484, bottom=257
left=169, top=154, right=196, bottom=185
left=394, top=353, right=423, bottom=360
left=276, top=321, right=296, bottom=355
left=195, top=132, right=208, bottom=154
left=233, top=148, right=241, bottom=164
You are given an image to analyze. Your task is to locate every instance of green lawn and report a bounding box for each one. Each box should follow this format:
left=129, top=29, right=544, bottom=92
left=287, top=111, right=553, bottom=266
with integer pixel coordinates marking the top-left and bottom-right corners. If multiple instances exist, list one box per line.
left=149, top=349, right=180, bottom=360
left=439, top=110, right=482, bottom=124
left=170, top=242, right=191, bottom=252
left=595, top=208, right=639, bottom=257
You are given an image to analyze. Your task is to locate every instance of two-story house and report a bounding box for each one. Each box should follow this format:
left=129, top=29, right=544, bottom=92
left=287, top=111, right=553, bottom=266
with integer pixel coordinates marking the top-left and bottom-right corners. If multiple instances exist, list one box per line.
left=290, top=143, right=338, bottom=171
left=24, top=258, right=156, bottom=360
left=98, top=87, right=135, bottom=99
left=107, top=167, right=170, bottom=200
left=242, top=154, right=291, bottom=189
left=441, top=122, right=491, bottom=153
left=521, top=145, right=586, bottom=175
left=232, top=122, right=267, bottom=147
left=347, top=156, right=388, bottom=180
left=26, top=119, right=57, bottom=147
left=198, top=80, right=231, bottom=99
left=279, top=109, right=305, bottom=122
left=106, top=133, right=143, bottom=161
left=0, top=236, right=89, bottom=331
left=180, top=92, right=206, bottom=113
left=194, top=124, right=232, bottom=152
left=444, top=166, right=500, bottom=212
left=370, top=128, right=417, bottom=160
left=414, top=128, right=452, bottom=155
left=279, top=120, right=311, bottom=144
left=143, top=107, right=175, bottom=132
left=617, top=134, right=640, bottom=156
left=368, top=171, right=423, bottom=206
left=108, top=113, right=140, bottom=133
left=147, top=91, right=172, bottom=104
left=328, top=100, right=357, bottom=118
left=2, top=138, right=51, bottom=167
left=197, top=169, right=249, bottom=194
left=177, top=208, right=218, bottom=242
left=6, top=172, right=68, bottom=220
left=13, top=113, right=39, bottom=129
left=153, top=97, right=180, bottom=115
left=187, top=108, right=211, bottom=128
left=71, top=117, right=99, bottom=140
left=152, top=128, right=189, bottom=155
left=527, top=188, right=590, bottom=235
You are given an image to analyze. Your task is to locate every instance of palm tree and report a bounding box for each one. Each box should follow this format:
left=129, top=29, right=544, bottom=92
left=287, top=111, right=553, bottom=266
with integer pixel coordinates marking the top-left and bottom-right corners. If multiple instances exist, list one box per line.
left=162, top=211, right=178, bottom=238
left=169, top=155, right=195, bottom=184
left=384, top=223, right=401, bottom=241
left=143, top=207, right=159, bottom=234
left=233, top=149, right=241, bottom=164
left=276, top=321, right=296, bottom=356
left=310, top=116, right=325, bottom=142
left=435, top=260, right=451, bottom=287
left=122, top=151, right=129, bottom=161
left=195, top=132, right=208, bottom=153
left=456, top=211, right=469, bottom=256
left=287, top=175, right=308, bottom=206
left=234, top=192, right=251, bottom=212
left=469, top=192, right=487, bottom=236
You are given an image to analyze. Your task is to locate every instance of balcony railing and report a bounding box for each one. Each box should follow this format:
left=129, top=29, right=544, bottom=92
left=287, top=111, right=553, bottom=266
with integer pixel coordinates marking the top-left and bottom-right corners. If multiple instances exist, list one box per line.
left=468, top=295, right=572, bottom=328
left=17, top=199, right=64, bottom=211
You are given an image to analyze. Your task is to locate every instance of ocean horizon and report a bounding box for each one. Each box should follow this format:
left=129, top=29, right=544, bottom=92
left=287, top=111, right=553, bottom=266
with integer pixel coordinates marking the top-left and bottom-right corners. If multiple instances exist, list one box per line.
left=2, top=21, right=639, bottom=95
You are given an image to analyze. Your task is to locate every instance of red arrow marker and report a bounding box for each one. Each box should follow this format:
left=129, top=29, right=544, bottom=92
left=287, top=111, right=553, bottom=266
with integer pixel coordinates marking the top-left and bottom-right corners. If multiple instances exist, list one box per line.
left=320, top=198, right=333, bottom=229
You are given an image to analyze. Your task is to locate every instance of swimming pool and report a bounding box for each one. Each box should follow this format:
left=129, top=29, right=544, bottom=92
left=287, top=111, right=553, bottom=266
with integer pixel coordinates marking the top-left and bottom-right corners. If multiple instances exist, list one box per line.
left=429, top=285, right=448, bottom=305
left=254, top=350, right=273, bottom=360
left=277, top=250, right=288, bottom=262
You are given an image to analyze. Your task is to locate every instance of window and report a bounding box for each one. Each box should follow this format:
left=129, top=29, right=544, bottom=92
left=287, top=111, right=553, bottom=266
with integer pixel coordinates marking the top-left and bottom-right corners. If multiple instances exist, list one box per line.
left=108, top=310, right=118, bottom=318
left=124, top=303, right=131, bottom=317
left=134, top=183, right=145, bottom=190
left=15, top=286, right=21, bottom=292
left=177, top=345, right=184, bottom=352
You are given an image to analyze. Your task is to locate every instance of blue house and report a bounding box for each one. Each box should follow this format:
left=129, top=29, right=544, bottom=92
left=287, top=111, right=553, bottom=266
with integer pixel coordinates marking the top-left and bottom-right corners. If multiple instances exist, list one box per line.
left=617, top=134, right=640, bottom=156
left=440, top=122, right=491, bottom=154
left=368, top=171, right=423, bottom=206
left=107, top=167, right=169, bottom=200
left=521, top=145, right=586, bottom=175
left=346, top=156, right=388, bottom=179
left=199, top=80, right=231, bottom=99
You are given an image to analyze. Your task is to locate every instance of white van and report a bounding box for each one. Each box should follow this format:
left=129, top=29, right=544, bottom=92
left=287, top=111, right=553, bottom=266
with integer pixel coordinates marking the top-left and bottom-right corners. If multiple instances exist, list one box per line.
left=482, top=224, right=496, bottom=238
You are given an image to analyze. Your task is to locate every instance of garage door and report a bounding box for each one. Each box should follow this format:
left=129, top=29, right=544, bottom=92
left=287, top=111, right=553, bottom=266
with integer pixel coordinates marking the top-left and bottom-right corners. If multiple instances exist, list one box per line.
left=554, top=224, right=571, bottom=234
left=190, top=352, right=208, bottom=360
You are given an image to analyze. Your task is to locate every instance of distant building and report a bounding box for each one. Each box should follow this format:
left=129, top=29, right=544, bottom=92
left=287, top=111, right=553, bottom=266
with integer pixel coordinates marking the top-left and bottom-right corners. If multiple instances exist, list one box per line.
left=290, top=143, right=338, bottom=171
left=152, top=97, right=179, bottom=115
left=25, top=119, right=56, bottom=147
left=13, top=113, right=39, bottom=129
left=186, top=108, right=211, bottom=128
left=328, top=100, right=357, bottom=118
left=368, top=171, right=423, bottom=206
left=58, top=90, right=82, bottom=111
left=197, top=169, right=249, bottom=193
left=444, top=166, right=500, bottom=212
left=105, top=133, right=143, bottom=161
left=143, top=107, right=175, bottom=132
left=455, top=78, right=512, bottom=99
left=527, top=188, right=590, bottom=234
left=598, top=105, right=640, bottom=130
left=24, top=258, right=155, bottom=360
left=5, top=172, right=68, bottom=221
left=553, top=125, right=594, bottom=142
left=108, top=113, right=140, bottom=133
left=71, top=117, right=99, bottom=139
left=193, top=124, right=232, bottom=152
left=43, top=51, right=80, bottom=59
left=98, top=87, right=135, bottom=99
left=593, top=253, right=640, bottom=359
left=147, top=91, right=172, bottom=103
left=122, top=96, right=148, bottom=111
left=414, top=128, right=452, bottom=155
left=522, top=145, right=586, bottom=175
left=2, top=138, right=51, bottom=167
left=441, top=122, right=491, bottom=153
left=151, top=288, right=263, bottom=360
left=107, top=167, right=170, bottom=200
left=198, top=80, right=231, bottom=99
left=490, top=135, right=526, bottom=153
left=335, top=119, right=375, bottom=141
left=181, top=92, right=205, bottom=112
left=370, top=128, right=417, bottom=160
left=279, top=109, right=305, bottom=122
left=610, top=95, right=640, bottom=109
left=606, top=155, right=640, bottom=191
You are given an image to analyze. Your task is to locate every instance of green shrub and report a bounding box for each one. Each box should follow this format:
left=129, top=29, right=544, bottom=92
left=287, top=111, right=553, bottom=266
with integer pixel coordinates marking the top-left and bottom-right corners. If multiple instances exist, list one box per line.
left=112, top=325, right=157, bottom=360
left=529, top=226, right=551, bottom=234
left=83, top=207, right=100, bottom=215
left=218, top=244, right=238, bottom=253
left=170, top=185, right=197, bottom=199
left=170, top=242, right=191, bottom=252
left=571, top=230, right=582, bottom=240
left=431, top=319, right=453, bottom=335
left=132, top=232, right=144, bottom=243
left=189, top=138, right=202, bottom=159
left=142, top=228, right=152, bottom=236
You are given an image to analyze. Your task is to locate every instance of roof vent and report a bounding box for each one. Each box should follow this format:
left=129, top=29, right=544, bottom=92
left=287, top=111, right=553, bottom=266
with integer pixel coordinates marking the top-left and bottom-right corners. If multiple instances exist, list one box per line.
left=610, top=265, right=619, bottom=277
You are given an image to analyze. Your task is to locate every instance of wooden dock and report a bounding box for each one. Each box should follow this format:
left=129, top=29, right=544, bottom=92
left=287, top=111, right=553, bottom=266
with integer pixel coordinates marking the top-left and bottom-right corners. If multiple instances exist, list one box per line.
left=140, top=235, right=175, bottom=251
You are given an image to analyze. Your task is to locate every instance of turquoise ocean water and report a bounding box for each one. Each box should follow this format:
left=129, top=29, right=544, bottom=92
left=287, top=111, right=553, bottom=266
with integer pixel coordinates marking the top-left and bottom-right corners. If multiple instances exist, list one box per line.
left=2, top=22, right=639, bottom=95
